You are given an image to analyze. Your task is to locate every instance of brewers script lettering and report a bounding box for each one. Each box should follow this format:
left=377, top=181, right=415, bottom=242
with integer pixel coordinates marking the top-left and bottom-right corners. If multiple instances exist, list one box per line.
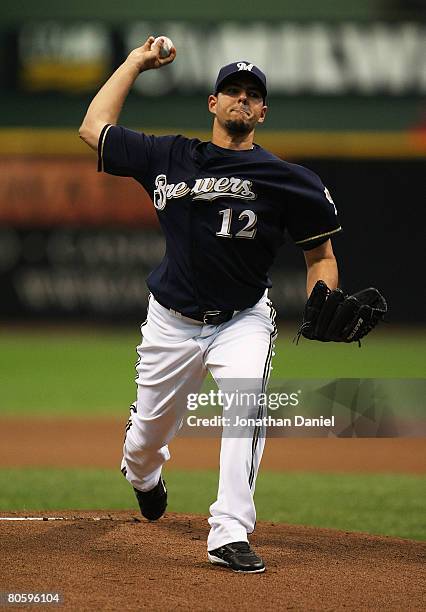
left=153, top=174, right=257, bottom=210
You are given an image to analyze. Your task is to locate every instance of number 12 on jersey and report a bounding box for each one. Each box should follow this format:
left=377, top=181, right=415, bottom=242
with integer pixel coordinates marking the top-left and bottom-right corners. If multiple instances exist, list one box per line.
left=216, top=209, right=257, bottom=239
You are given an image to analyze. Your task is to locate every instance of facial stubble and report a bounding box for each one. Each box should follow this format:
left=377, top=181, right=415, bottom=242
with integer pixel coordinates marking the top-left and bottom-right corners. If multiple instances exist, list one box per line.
left=224, top=118, right=252, bottom=135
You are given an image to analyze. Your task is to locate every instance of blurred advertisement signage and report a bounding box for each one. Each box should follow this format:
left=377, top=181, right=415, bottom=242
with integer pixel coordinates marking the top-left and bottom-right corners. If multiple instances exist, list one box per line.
left=15, top=20, right=426, bottom=95
left=0, top=228, right=160, bottom=318
left=0, top=158, right=157, bottom=226
left=127, top=21, right=426, bottom=96
left=18, top=22, right=111, bottom=91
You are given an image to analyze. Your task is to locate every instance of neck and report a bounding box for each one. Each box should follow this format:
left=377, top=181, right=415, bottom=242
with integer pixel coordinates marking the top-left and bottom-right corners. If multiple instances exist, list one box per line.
left=211, top=122, right=255, bottom=151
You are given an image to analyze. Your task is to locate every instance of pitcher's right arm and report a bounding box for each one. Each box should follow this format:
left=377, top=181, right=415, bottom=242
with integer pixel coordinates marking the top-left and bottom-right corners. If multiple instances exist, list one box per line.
left=78, top=36, right=176, bottom=150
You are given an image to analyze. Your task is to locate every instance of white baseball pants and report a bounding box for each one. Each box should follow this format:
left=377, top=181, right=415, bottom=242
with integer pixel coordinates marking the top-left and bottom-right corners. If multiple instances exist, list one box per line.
left=121, top=293, right=277, bottom=550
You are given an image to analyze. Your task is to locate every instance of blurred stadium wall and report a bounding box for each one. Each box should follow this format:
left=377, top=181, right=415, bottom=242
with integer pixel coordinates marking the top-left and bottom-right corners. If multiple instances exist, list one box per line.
left=0, top=1, right=424, bottom=323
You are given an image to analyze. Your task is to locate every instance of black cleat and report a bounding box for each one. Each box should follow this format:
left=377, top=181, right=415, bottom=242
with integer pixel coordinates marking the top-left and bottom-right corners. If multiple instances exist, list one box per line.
left=208, top=541, right=265, bottom=573
left=133, top=476, right=167, bottom=521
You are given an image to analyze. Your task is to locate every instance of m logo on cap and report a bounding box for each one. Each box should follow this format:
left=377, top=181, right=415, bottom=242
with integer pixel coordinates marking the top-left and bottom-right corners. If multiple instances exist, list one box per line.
left=237, top=62, right=254, bottom=71
left=214, top=61, right=267, bottom=98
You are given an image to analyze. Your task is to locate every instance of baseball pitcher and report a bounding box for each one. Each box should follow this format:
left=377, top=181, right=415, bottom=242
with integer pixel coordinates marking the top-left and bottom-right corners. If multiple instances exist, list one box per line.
left=79, top=37, right=385, bottom=573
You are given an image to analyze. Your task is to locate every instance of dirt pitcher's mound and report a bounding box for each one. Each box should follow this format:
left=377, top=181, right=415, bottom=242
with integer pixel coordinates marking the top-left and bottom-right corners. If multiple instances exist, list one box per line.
left=1, top=418, right=425, bottom=473
left=1, top=512, right=425, bottom=611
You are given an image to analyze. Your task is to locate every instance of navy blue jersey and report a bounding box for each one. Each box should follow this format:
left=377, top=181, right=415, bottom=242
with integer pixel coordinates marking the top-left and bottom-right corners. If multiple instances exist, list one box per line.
left=98, top=125, right=342, bottom=315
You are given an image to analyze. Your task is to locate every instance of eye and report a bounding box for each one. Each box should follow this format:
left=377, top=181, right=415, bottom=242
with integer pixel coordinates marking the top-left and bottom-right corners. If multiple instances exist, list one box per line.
left=248, top=90, right=262, bottom=99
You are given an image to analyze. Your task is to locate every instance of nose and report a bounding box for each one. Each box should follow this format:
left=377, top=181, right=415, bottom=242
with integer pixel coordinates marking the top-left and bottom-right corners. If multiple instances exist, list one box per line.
left=238, top=89, right=248, bottom=103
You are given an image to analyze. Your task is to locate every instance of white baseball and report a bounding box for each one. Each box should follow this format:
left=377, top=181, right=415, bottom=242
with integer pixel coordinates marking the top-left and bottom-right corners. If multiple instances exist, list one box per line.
left=153, top=36, right=174, bottom=59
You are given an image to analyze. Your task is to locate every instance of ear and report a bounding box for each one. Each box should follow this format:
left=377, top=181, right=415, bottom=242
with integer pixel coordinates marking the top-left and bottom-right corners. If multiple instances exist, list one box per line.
left=257, top=104, right=268, bottom=125
left=208, top=94, right=218, bottom=116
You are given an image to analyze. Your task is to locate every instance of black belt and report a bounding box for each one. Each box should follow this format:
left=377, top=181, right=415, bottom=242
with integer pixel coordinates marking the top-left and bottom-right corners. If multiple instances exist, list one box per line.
left=154, top=296, right=236, bottom=325
left=186, top=309, right=235, bottom=325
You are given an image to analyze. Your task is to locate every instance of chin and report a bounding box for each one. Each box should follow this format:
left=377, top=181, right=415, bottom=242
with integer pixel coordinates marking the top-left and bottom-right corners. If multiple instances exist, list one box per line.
left=224, top=119, right=252, bottom=135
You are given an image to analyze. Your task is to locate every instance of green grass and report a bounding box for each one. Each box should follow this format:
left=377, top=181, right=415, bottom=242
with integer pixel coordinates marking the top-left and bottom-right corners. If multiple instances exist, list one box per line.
left=272, top=328, right=426, bottom=378
left=0, top=327, right=425, bottom=416
left=0, top=468, right=424, bottom=541
left=0, top=330, right=138, bottom=416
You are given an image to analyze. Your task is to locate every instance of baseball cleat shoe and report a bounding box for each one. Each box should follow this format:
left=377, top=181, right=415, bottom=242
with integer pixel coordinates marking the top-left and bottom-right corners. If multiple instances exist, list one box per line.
left=133, top=476, right=167, bottom=521
left=208, top=541, right=265, bottom=573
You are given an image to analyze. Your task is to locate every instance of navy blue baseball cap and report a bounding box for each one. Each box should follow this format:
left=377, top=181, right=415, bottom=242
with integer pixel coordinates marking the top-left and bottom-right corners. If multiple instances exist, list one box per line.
left=214, top=61, right=267, bottom=99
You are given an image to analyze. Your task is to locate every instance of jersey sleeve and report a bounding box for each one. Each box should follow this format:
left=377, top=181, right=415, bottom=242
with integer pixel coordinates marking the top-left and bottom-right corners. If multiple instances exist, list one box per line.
left=284, top=164, right=342, bottom=250
left=97, top=124, right=154, bottom=180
